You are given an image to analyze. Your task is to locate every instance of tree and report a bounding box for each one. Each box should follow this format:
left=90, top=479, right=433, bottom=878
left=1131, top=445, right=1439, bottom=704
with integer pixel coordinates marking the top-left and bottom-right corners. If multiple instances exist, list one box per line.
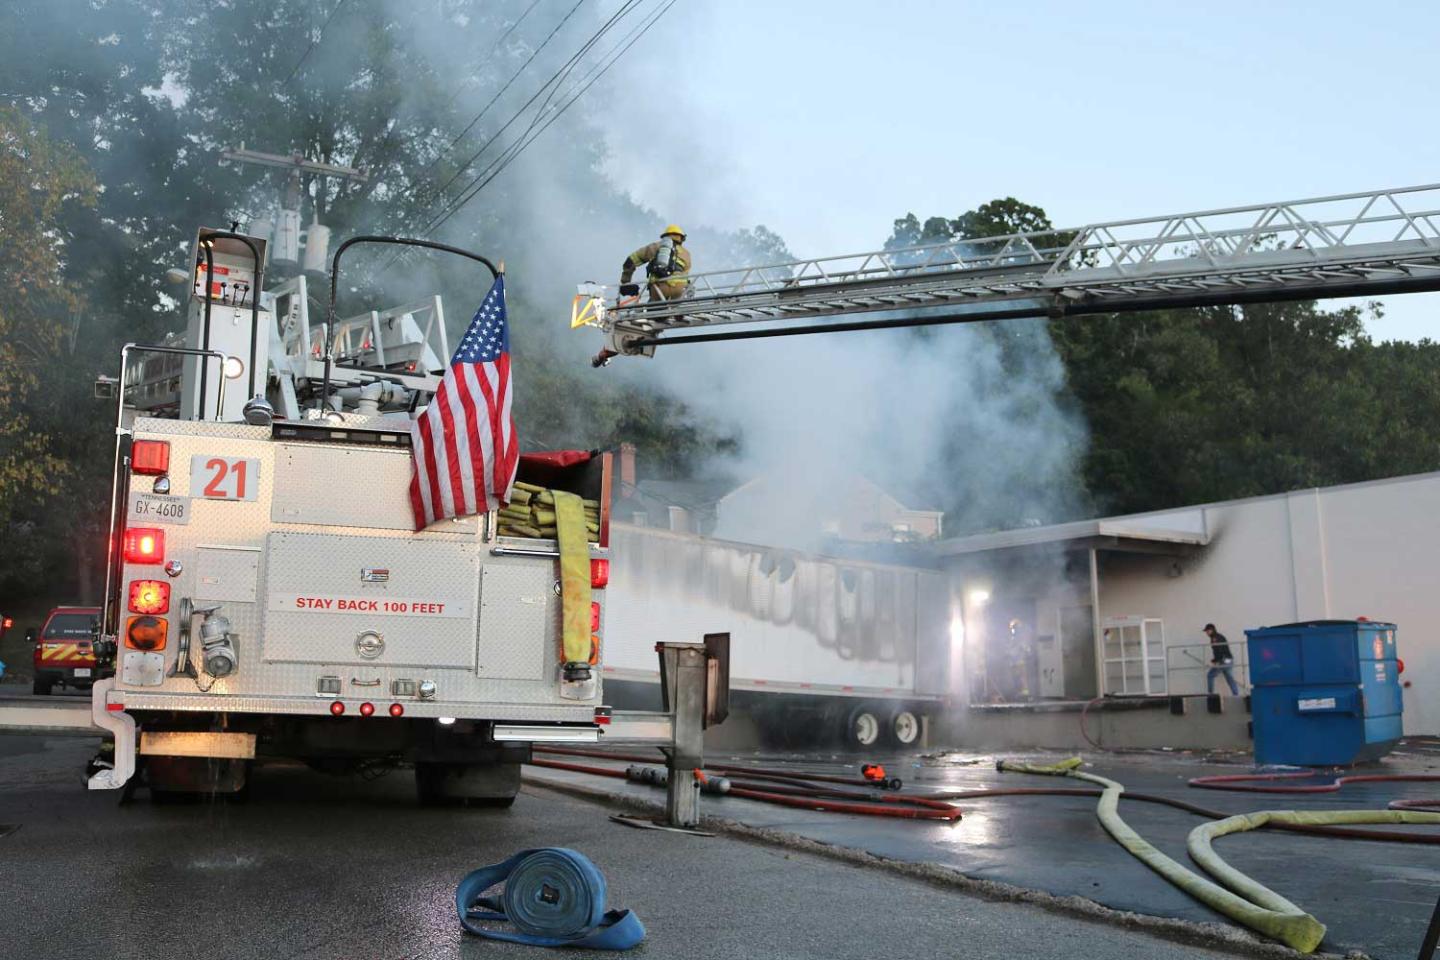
left=0, top=107, right=101, bottom=594
left=883, top=196, right=1440, bottom=527
left=0, top=0, right=772, bottom=599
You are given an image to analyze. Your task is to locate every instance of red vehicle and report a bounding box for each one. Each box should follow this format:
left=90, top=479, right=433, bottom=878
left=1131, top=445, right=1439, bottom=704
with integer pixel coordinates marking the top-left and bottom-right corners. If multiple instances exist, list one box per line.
left=32, top=606, right=99, bottom=695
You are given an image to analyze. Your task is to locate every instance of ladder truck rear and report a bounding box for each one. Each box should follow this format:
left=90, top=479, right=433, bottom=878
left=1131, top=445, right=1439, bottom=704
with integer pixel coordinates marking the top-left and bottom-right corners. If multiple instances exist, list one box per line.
left=82, top=227, right=723, bottom=807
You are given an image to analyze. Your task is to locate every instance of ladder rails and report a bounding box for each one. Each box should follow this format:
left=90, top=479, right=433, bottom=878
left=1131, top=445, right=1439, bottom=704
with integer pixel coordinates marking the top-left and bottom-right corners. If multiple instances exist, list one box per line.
left=584, top=182, right=1440, bottom=356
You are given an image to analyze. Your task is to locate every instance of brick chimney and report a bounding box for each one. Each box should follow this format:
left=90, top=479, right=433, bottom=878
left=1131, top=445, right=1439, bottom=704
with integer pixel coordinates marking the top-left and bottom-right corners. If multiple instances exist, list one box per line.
left=618, top=442, right=637, bottom=493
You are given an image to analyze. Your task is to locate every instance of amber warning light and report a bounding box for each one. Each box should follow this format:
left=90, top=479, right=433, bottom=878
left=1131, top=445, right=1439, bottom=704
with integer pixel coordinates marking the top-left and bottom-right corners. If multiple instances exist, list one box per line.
left=125, top=615, right=168, bottom=651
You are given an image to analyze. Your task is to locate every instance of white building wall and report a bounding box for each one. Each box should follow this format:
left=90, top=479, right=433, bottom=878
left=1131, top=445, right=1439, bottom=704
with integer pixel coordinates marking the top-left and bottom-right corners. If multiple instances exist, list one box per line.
left=1097, top=473, right=1440, bottom=734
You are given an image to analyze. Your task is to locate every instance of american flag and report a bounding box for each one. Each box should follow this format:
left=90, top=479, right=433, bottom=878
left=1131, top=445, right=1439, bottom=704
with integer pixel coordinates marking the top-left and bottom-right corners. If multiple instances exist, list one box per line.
left=409, top=275, right=518, bottom=530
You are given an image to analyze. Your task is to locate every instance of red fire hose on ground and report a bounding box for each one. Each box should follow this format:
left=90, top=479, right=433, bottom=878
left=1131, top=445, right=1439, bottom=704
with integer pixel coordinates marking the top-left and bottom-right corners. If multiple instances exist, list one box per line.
left=530, top=747, right=1440, bottom=838
left=535, top=746, right=903, bottom=789
left=1188, top=771, right=1440, bottom=812
left=527, top=756, right=961, bottom=821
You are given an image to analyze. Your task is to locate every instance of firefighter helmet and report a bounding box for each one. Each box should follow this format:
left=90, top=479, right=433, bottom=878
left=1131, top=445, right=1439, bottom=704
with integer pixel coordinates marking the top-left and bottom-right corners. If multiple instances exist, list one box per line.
left=661, top=224, right=686, bottom=240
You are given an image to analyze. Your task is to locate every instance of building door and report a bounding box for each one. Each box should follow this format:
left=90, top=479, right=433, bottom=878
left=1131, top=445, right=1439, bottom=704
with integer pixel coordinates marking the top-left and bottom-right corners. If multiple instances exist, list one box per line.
left=1059, top=604, right=1097, bottom=699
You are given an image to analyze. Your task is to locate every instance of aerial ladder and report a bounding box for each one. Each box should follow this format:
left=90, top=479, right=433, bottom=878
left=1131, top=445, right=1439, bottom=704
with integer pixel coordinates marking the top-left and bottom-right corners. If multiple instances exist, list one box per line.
left=574, top=182, right=1440, bottom=362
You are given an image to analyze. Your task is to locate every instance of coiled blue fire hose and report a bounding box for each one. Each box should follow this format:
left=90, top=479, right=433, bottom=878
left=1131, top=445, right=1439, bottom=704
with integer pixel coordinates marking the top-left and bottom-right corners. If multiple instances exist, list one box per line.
left=456, top=848, right=645, bottom=950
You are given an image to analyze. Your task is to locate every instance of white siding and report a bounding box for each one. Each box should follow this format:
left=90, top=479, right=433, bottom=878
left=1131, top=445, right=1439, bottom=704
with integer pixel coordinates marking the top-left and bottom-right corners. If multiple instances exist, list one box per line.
left=1098, top=475, right=1440, bottom=734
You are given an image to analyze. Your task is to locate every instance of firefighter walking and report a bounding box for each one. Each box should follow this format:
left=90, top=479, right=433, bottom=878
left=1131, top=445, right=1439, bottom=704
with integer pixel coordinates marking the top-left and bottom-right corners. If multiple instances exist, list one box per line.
left=620, top=224, right=691, bottom=301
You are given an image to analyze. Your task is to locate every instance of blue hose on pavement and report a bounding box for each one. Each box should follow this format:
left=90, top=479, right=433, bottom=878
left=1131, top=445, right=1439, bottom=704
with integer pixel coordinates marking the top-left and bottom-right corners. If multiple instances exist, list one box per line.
left=456, top=848, right=645, bottom=950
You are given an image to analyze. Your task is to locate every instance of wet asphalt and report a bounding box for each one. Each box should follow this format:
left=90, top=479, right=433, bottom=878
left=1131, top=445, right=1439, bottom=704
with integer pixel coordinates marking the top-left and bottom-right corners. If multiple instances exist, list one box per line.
left=0, top=730, right=1260, bottom=960
left=527, top=743, right=1440, bottom=960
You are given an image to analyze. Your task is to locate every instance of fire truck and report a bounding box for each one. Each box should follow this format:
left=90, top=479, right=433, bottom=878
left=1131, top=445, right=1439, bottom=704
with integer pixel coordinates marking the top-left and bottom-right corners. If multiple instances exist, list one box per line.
left=50, top=227, right=723, bottom=811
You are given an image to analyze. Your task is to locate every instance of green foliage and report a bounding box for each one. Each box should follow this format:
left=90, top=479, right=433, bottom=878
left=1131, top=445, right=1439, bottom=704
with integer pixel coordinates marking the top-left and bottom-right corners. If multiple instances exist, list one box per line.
left=1050, top=300, right=1440, bottom=515
left=0, top=105, right=107, bottom=594
left=888, top=197, right=1058, bottom=250
left=0, top=0, right=751, bottom=602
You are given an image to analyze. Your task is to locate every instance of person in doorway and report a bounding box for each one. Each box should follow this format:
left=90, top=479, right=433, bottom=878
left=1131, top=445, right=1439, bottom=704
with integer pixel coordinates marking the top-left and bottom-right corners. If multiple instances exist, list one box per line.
left=1204, top=623, right=1240, bottom=695
left=619, top=224, right=691, bottom=302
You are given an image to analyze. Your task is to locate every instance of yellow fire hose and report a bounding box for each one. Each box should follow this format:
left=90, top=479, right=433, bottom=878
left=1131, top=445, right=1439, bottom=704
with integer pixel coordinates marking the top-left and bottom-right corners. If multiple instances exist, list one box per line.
left=552, top=490, right=593, bottom=667
left=998, top=757, right=1440, bottom=952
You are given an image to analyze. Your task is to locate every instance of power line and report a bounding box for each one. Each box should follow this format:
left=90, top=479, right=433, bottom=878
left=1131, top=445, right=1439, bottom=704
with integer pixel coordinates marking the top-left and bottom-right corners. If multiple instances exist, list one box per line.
left=423, top=0, right=677, bottom=237
left=425, top=0, right=589, bottom=184
left=424, top=0, right=644, bottom=208
left=282, top=0, right=350, bottom=86
left=442, top=0, right=550, bottom=110
left=377, top=0, right=673, bottom=277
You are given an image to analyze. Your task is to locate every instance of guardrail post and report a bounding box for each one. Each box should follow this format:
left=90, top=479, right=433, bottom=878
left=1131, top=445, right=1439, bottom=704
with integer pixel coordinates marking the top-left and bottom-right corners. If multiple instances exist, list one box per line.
left=658, top=642, right=707, bottom=828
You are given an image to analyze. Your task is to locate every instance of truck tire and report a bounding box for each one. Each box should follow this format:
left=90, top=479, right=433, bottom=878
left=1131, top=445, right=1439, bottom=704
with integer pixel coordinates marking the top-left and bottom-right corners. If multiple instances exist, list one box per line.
left=842, top=704, right=884, bottom=750
left=32, top=675, right=53, bottom=696
left=415, top=760, right=520, bottom=807
left=889, top=708, right=922, bottom=748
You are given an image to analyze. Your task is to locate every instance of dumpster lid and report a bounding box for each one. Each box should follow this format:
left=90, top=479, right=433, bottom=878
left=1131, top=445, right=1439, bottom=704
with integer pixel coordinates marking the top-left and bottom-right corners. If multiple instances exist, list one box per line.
left=1250, top=619, right=1395, bottom=630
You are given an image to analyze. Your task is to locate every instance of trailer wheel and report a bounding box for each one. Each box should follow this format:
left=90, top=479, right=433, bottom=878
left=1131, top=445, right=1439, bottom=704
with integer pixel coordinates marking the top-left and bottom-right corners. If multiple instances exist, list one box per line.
left=889, top=708, right=922, bottom=748
left=843, top=704, right=883, bottom=749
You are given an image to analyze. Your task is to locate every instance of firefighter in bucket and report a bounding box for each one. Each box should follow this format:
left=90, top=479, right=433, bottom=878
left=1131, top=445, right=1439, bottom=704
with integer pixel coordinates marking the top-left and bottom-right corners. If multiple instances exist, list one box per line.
left=619, top=224, right=691, bottom=302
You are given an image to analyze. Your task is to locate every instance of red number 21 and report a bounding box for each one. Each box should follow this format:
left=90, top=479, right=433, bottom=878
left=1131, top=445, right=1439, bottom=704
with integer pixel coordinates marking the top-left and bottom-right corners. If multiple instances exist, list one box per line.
left=202, top=458, right=247, bottom=499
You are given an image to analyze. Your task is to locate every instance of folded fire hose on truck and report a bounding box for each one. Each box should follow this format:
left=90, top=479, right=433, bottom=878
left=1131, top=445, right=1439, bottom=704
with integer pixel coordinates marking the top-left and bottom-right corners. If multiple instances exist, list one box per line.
left=553, top=490, right=594, bottom=671
left=456, top=848, right=644, bottom=950
left=499, top=482, right=596, bottom=673
left=998, top=757, right=1440, bottom=953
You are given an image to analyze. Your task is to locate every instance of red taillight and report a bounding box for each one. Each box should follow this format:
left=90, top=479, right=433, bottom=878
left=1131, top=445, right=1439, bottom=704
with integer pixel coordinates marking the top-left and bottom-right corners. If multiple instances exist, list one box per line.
left=2, top=617, right=11, bottom=629
left=131, top=440, right=170, bottom=475
left=590, top=558, right=609, bottom=589
left=388, top=703, right=404, bottom=718
left=128, top=579, right=170, bottom=614
left=123, top=528, right=165, bottom=564
left=591, top=601, right=601, bottom=632
left=359, top=702, right=375, bottom=717
left=330, top=701, right=346, bottom=716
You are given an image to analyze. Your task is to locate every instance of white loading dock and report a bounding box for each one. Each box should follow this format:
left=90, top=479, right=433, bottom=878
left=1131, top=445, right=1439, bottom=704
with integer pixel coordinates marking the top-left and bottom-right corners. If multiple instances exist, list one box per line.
left=933, top=469, right=1440, bottom=741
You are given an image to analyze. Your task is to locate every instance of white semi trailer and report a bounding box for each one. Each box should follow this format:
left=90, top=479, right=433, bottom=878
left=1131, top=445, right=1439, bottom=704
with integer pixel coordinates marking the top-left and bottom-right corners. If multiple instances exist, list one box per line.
left=602, top=524, right=955, bottom=749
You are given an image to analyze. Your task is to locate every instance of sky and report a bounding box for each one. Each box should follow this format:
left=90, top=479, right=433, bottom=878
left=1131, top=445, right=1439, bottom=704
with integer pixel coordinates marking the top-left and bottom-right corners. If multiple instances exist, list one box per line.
left=596, top=0, right=1440, bottom=342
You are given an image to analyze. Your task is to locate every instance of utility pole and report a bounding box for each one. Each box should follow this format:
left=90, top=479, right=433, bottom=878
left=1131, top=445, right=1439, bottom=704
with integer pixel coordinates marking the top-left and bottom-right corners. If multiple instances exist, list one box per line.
left=219, top=145, right=366, bottom=275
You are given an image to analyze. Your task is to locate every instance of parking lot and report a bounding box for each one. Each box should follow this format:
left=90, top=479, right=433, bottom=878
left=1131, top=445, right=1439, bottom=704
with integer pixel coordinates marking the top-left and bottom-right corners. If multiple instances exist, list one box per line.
left=0, top=729, right=1282, bottom=960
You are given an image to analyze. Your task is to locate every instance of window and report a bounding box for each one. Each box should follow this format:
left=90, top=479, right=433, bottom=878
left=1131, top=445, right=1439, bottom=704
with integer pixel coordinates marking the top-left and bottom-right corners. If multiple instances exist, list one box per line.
left=44, top=613, right=96, bottom=640
left=1101, top=617, right=1167, bottom=696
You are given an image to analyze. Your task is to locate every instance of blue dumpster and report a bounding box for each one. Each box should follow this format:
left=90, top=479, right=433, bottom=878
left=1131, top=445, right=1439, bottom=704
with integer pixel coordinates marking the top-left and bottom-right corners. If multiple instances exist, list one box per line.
left=1245, top=619, right=1402, bottom=767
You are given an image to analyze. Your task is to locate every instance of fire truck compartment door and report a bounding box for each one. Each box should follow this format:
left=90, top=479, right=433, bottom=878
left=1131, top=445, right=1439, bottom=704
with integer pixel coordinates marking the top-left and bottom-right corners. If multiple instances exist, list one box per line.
left=271, top=443, right=478, bottom=533
left=474, top=562, right=556, bottom=681
left=263, top=531, right=480, bottom=668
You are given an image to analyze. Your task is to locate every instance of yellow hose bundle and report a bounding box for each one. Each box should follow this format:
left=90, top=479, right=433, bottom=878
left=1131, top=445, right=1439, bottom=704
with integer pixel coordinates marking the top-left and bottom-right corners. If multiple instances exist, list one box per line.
left=498, top=481, right=599, bottom=542
left=552, top=490, right=594, bottom=667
